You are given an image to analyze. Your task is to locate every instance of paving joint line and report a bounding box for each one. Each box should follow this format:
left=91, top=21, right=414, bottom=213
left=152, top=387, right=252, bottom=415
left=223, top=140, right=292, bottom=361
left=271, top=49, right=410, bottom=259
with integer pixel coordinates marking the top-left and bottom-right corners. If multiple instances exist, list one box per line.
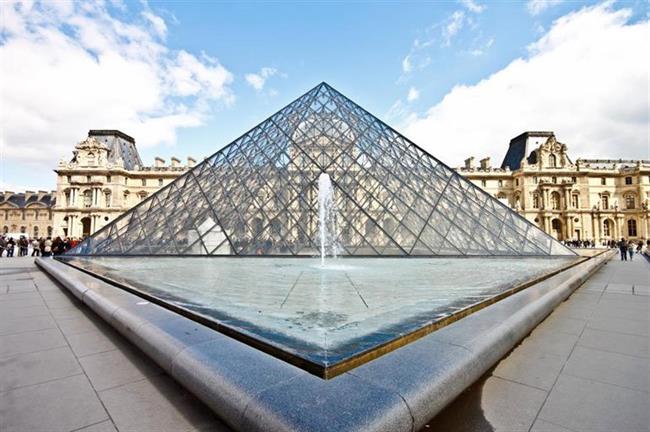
left=31, top=262, right=121, bottom=432
left=525, top=258, right=611, bottom=432
left=0, top=372, right=85, bottom=395
left=559, top=371, right=650, bottom=394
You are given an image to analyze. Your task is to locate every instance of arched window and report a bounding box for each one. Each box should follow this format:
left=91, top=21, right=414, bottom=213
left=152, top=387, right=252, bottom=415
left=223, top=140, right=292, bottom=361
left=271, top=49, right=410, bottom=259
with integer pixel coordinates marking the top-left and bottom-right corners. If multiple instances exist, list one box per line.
left=603, top=219, right=612, bottom=237
left=601, top=195, right=609, bottom=210
left=3, top=226, right=8, bottom=234
left=625, top=195, right=635, bottom=209
left=33, top=226, right=39, bottom=237
left=548, top=154, right=557, bottom=167
left=47, top=226, right=53, bottom=237
left=532, top=194, right=540, bottom=209
left=627, top=219, right=637, bottom=237
left=104, top=190, right=112, bottom=208
left=20, top=226, right=26, bottom=233
left=551, top=192, right=561, bottom=210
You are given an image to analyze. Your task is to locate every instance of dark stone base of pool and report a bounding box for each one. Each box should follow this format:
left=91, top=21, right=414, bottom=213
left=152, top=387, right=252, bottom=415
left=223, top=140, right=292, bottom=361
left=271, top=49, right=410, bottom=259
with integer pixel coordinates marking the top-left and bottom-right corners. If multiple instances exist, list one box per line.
left=36, top=252, right=611, bottom=432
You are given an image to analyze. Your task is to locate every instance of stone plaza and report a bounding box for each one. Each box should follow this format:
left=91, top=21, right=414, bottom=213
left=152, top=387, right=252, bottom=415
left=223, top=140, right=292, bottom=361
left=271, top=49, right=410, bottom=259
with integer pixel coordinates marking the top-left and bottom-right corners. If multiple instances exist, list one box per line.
left=1, top=253, right=648, bottom=431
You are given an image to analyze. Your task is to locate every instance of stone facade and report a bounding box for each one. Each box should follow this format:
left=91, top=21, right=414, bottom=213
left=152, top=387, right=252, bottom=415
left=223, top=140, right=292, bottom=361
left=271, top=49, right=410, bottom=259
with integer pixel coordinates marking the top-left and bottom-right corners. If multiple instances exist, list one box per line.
left=3, top=130, right=648, bottom=244
left=458, top=132, right=650, bottom=243
left=0, top=191, right=55, bottom=238
left=52, top=130, right=193, bottom=238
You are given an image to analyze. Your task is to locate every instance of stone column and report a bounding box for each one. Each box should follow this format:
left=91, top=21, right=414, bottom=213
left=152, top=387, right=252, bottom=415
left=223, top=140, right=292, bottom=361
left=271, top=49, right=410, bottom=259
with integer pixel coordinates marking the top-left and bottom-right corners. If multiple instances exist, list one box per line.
left=620, top=216, right=626, bottom=238
left=543, top=190, right=549, bottom=210
left=69, top=215, right=74, bottom=237
left=543, top=215, right=550, bottom=234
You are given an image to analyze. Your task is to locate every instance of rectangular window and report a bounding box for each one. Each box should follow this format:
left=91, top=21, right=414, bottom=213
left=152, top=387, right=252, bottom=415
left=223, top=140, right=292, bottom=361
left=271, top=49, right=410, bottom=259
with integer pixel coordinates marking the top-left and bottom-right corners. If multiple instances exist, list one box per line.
left=141, top=179, right=146, bottom=186
left=533, top=177, right=538, bottom=184
left=67, top=176, right=71, bottom=183
left=625, top=176, right=632, bottom=185
left=107, top=175, right=112, bottom=183
left=571, top=176, right=577, bottom=183
left=571, top=195, right=579, bottom=208
left=158, top=179, right=163, bottom=187
left=498, top=179, right=503, bottom=187
left=601, top=178, right=606, bottom=185
left=481, top=179, right=486, bottom=187
left=87, top=175, right=91, bottom=182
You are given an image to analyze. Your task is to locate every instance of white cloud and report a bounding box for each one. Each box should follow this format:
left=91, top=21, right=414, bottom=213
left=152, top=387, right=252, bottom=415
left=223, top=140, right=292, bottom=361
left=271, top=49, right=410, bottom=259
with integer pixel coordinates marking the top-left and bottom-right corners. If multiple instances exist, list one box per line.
left=467, top=37, right=494, bottom=56
left=407, top=87, right=420, bottom=102
left=142, top=10, right=167, bottom=38
left=527, top=0, right=564, bottom=16
left=402, top=55, right=413, bottom=73
left=459, top=0, right=485, bottom=14
left=0, top=0, right=233, bottom=189
left=443, top=11, right=465, bottom=46
left=404, top=3, right=649, bottom=167
left=245, top=67, right=278, bottom=91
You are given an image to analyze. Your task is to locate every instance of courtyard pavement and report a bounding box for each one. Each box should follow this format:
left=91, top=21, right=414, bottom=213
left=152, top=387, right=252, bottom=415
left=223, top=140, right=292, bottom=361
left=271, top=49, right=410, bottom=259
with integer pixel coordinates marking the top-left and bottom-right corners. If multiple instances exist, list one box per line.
left=1, top=254, right=648, bottom=432
left=426, top=254, right=650, bottom=432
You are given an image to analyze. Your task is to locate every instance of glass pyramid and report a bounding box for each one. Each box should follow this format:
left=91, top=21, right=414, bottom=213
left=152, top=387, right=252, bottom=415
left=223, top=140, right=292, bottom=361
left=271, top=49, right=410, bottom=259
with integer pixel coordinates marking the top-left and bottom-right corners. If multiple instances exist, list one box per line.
left=69, top=82, right=574, bottom=257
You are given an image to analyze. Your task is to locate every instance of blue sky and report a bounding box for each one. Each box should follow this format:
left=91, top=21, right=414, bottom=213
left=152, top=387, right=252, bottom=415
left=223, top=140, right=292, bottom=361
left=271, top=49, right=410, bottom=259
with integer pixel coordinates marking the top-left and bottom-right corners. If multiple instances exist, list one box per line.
left=1, top=0, right=648, bottom=190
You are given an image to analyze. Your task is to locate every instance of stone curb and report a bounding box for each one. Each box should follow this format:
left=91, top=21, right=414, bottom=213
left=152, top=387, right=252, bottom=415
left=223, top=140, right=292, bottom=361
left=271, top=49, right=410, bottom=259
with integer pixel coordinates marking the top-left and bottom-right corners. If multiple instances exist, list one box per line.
left=35, top=252, right=612, bottom=432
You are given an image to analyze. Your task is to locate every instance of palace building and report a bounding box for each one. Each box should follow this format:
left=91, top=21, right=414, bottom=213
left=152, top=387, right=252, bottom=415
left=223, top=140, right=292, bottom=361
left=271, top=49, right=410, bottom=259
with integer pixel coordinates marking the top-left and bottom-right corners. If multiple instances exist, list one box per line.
left=0, top=190, right=55, bottom=238
left=458, top=131, right=650, bottom=243
left=2, top=129, right=648, bottom=244
left=51, top=130, right=194, bottom=238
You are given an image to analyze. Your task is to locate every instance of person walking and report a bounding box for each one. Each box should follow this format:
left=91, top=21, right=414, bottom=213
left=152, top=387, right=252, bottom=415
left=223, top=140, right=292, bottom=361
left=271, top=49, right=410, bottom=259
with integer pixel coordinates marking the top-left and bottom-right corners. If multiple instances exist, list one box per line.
left=0, top=236, right=6, bottom=257
left=43, top=237, right=52, bottom=257
left=618, top=238, right=628, bottom=261
left=31, top=238, right=40, bottom=256
left=628, top=242, right=634, bottom=261
left=6, top=237, right=15, bottom=257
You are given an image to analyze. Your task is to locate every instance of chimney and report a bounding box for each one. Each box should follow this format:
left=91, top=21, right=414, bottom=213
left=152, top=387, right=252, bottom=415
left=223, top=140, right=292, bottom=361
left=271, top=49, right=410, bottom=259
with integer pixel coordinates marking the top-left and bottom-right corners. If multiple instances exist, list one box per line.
left=154, top=157, right=165, bottom=168
left=480, top=157, right=491, bottom=170
left=171, top=157, right=180, bottom=168
left=187, top=157, right=196, bottom=168
left=464, top=157, right=475, bottom=169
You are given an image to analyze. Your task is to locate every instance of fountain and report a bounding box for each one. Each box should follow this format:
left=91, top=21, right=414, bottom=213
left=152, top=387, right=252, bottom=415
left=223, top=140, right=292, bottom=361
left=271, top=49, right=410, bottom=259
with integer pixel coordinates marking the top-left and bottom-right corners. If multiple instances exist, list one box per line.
left=318, top=172, right=339, bottom=265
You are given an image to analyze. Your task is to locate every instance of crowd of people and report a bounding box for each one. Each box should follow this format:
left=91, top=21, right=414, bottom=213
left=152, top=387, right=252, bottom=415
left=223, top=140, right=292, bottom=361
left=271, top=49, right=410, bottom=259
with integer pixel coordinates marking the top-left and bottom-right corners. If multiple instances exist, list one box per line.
left=0, top=235, right=80, bottom=257
left=616, top=238, right=648, bottom=262
left=562, top=239, right=597, bottom=248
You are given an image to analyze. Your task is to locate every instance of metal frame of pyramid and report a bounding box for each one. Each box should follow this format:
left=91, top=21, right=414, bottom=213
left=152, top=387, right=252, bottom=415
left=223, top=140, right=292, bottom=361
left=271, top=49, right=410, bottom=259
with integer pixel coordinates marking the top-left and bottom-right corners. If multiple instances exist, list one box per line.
left=67, top=82, right=574, bottom=257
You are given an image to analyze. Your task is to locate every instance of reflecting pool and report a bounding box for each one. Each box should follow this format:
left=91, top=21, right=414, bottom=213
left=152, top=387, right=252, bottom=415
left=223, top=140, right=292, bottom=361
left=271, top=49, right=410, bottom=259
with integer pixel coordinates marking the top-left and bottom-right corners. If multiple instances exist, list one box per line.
left=62, top=256, right=578, bottom=374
